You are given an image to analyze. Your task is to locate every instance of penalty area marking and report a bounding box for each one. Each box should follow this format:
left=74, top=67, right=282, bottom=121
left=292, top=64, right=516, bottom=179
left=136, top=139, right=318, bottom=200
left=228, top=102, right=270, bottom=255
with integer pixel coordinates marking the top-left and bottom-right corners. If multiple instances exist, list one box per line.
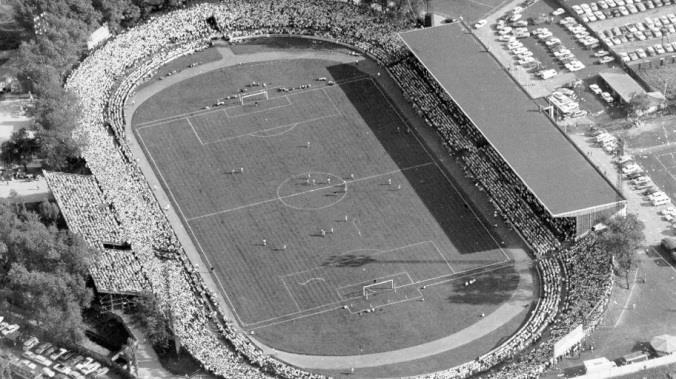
left=202, top=113, right=341, bottom=145
left=298, top=277, right=326, bottom=286
left=369, top=78, right=510, bottom=262
left=248, top=257, right=510, bottom=329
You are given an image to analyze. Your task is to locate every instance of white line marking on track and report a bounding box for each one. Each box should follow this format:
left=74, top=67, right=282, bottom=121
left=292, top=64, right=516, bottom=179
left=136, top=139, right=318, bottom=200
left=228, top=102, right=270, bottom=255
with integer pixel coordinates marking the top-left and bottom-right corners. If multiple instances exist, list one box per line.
left=431, top=240, right=455, bottom=274
left=352, top=217, right=362, bottom=236
left=281, top=277, right=302, bottom=312
left=185, top=118, right=203, bottom=145
left=655, top=154, right=676, bottom=184
left=136, top=131, right=249, bottom=327
left=614, top=266, right=641, bottom=327
left=187, top=161, right=435, bottom=221
left=298, top=277, right=326, bottom=286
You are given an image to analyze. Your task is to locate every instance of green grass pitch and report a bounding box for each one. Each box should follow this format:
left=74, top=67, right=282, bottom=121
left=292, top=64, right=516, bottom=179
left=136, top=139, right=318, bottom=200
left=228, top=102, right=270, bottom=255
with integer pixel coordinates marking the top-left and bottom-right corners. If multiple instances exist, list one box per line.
left=133, top=58, right=517, bottom=357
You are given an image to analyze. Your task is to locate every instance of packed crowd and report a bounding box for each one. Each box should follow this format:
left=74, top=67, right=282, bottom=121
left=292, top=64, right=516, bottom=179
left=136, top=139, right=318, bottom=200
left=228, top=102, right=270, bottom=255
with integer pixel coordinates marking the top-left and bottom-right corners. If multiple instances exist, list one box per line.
left=389, top=56, right=576, bottom=256
left=43, top=172, right=149, bottom=294
left=477, top=236, right=613, bottom=378
left=60, top=0, right=613, bottom=378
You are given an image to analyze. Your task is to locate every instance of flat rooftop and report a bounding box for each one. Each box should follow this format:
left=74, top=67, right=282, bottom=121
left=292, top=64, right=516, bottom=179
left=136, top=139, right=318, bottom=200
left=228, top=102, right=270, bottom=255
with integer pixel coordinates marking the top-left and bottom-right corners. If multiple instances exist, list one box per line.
left=399, top=23, right=623, bottom=217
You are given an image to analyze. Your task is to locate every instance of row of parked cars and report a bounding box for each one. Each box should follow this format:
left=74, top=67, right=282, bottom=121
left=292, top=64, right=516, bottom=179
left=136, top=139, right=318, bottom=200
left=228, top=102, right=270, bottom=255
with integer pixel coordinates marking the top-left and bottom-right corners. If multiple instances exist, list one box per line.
left=572, top=0, right=676, bottom=23
left=620, top=42, right=676, bottom=62
left=19, top=334, right=109, bottom=378
left=589, top=126, right=621, bottom=154
left=1, top=315, right=109, bottom=379
left=534, top=26, right=588, bottom=71
left=615, top=155, right=674, bottom=206
left=600, top=13, right=676, bottom=47
left=559, top=16, right=602, bottom=50
left=588, top=81, right=616, bottom=103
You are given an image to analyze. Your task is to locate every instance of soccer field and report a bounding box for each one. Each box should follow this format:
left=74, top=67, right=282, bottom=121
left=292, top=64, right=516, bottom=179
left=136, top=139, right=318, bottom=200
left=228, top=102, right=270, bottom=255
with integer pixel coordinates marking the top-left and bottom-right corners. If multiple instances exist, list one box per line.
left=133, top=57, right=514, bottom=355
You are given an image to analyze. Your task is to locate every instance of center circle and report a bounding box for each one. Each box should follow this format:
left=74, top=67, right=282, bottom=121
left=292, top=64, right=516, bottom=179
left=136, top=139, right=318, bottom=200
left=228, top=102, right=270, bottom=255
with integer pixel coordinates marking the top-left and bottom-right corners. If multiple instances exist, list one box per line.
left=277, top=171, right=348, bottom=210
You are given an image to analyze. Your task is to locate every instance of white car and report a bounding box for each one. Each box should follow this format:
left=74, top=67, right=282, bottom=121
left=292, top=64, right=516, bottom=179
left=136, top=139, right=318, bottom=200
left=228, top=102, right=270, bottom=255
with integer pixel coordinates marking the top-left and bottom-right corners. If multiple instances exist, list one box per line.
left=599, top=56, right=616, bottom=63
left=594, top=50, right=610, bottom=57
left=19, top=359, right=37, bottom=370
left=552, top=8, right=566, bottom=16
left=1, top=324, right=19, bottom=336
left=538, top=69, right=558, bottom=79
left=589, top=84, right=602, bottom=95
left=474, top=19, right=488, bottom=28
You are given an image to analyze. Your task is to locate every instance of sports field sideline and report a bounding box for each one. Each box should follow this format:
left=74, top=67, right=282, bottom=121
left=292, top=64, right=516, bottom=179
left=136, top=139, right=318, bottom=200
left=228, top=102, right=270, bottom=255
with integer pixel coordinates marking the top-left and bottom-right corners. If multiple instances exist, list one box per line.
left=133, top=57, right=515, bottom=355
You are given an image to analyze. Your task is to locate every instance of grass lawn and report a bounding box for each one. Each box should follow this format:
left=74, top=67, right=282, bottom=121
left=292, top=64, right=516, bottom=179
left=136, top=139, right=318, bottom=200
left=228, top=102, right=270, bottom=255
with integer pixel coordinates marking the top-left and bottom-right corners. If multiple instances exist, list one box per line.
left=634, top=64, right=676, bottom=100
left=133, top=56, right=526, bottom=359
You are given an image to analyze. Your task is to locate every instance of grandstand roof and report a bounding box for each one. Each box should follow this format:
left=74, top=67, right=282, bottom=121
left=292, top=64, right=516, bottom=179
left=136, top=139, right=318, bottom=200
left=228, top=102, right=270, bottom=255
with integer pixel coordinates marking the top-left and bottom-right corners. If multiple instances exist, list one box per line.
left=598, top=72, right=645, bottom=103
left=399, top=23, right=624, bottom=217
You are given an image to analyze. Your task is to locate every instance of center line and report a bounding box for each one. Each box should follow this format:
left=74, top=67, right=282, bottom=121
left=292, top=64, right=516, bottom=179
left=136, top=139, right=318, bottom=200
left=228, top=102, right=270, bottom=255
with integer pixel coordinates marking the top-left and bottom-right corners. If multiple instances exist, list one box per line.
left=187, top=161, right=434, bottom=221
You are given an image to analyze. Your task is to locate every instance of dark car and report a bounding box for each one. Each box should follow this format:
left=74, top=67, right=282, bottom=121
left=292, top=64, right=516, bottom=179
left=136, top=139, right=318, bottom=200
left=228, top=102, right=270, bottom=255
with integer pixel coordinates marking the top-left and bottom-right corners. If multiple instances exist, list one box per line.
left=58, top=351, right=75, bottom=363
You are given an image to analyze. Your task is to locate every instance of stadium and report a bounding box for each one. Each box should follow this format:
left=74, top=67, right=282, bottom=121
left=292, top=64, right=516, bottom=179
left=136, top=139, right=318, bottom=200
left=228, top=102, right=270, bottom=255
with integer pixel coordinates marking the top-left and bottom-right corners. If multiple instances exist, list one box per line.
left=46, top=1, right=625, bottom=378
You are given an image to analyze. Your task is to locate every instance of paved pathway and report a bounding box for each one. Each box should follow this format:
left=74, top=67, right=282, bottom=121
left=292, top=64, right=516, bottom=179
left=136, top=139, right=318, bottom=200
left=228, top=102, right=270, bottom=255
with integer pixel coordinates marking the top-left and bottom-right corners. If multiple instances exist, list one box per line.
left=124, top=42, right=536, bottom=372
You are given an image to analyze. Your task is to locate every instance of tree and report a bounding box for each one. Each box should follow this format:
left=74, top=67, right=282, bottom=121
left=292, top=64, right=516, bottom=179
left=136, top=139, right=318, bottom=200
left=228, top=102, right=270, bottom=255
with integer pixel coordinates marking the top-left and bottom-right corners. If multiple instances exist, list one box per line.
left=0, top=128, right=40, bottom=171
left=92, top=0, right=141, bottom=32
left=133, top=291, right=173, bottom=350
left=0, top=357, right=10, bottom=379
left=629, top=92, right=653, bottom=117
left=596, top=214, right=645, bottom=288
left=0, top=203, right=95, bottom=345
left=38, top=199, right=60, bottom=225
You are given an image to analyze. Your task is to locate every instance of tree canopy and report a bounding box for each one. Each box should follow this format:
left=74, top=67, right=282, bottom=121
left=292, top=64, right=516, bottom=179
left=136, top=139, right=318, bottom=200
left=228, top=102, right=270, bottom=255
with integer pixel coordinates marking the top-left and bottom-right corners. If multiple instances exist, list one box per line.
left=133, top=291, right=173, bottom=350
left=596, top=213, right=645, bottom=288
left=0, top=203, right=95, bottom=344
left=2, top=0, right=190, bottom=172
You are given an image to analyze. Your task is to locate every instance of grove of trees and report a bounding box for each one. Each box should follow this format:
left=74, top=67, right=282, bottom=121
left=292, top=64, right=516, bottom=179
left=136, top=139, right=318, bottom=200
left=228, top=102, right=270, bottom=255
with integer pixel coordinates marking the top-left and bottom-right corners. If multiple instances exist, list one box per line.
left=2, top=0, right=190, bottom=172
left=0, top=202, right=96, bottom=345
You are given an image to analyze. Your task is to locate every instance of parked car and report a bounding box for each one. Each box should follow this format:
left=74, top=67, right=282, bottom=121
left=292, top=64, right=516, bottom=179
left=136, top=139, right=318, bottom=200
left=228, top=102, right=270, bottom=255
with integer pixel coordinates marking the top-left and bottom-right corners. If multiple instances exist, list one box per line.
left=49, top=348, right=67, bottom=361
left=53, top=363, right=71, bottom=375
left=23, top=336, right=39, bottom=350
left=589, top=83, right=603, bottom=95
left=34, top=343, right=52, bottom=355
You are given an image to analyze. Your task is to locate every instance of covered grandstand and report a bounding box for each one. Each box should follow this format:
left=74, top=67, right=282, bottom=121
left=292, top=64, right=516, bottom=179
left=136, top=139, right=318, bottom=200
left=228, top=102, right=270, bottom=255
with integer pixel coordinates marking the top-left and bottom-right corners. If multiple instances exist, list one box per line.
left=399, top=22, right=626, bottom=238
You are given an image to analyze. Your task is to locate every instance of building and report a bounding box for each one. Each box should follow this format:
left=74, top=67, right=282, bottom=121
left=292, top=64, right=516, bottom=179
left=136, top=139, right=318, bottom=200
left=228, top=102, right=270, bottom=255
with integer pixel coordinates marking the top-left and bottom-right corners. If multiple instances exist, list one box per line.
left=399, top=23, right=626, bottom=238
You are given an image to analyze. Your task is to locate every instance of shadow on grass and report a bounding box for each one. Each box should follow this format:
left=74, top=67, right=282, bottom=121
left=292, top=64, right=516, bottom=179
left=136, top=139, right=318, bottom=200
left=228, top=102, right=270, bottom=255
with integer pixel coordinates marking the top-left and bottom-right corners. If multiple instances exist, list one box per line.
left=322, top=254, right=376, bottom=267
left=446, top=266, right=521, bottom=305
left=320, top=253, right=451, bottom=268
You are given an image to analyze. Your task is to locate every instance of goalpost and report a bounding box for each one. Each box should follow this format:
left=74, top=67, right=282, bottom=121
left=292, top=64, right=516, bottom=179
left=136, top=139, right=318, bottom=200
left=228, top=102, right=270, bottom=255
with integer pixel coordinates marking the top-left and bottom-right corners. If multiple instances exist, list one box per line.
left=363, top=279, right=395, bottom=299
left=239, top=89, right=269, bottom=105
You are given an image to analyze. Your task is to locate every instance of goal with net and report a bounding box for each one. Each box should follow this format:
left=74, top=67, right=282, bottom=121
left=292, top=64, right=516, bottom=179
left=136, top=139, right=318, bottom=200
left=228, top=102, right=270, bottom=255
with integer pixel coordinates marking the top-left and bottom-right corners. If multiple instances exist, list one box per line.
left=363, top=279, right=395, bottom=299
left=239, top=89, right=269, bottom=105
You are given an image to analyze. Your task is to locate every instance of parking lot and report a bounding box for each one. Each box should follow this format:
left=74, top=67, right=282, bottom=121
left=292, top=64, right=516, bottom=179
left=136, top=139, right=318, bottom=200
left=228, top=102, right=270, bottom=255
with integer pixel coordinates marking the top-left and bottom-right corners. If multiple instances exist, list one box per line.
left=0, top=319, right=113, bottom=378
left=563, top=0, right=676, bottom=63
left=477, top=0, right=630, bottom=116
